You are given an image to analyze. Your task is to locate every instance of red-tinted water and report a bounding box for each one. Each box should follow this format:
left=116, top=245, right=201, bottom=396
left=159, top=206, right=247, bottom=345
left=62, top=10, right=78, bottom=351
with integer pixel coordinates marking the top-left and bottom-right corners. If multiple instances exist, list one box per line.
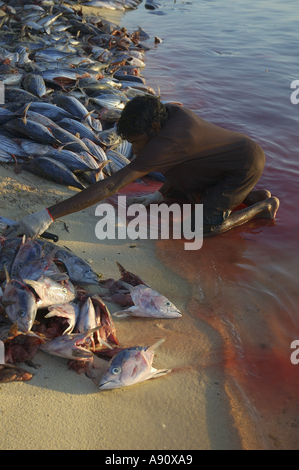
left=111, top=0, right=299, bottom=448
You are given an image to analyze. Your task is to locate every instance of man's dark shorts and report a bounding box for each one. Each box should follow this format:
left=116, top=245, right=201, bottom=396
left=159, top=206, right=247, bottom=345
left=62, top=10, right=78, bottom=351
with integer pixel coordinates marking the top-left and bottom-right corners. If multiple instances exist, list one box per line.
left=173, top=138, right=265, bottom=234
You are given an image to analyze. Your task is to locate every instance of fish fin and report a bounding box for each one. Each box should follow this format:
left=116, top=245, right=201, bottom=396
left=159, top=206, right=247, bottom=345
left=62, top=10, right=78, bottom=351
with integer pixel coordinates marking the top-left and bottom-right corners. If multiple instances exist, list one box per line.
left=0, top=300, right=17, bottom=309
left=147, top=338, right=166, bottom=352
left=86, top=326, right=113, bottom=349
left=149, top=368, right=171, bottom=379
left=99, top=160, right=110, bottom=170
left=113, top=310, right=132, bottom=318
left=116, top=261, right=126, bottom=275
left=62, top=325, right=73, bottom=335
left=22, top=102, right=31, bottom=125
left=113, top=305, right=141, bottom=318
left=83, top=110, right=94, bottom=122
left=58, top=141, right=76, bottom=151
left=117, top=280, right=133, bottom=292
left=4, top=265, right=10, bottom=284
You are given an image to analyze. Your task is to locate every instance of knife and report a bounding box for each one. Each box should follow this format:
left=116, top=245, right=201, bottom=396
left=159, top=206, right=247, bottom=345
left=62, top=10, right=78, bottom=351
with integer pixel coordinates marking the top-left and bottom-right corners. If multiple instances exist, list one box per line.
left=0, top=215, right=59, bottom=243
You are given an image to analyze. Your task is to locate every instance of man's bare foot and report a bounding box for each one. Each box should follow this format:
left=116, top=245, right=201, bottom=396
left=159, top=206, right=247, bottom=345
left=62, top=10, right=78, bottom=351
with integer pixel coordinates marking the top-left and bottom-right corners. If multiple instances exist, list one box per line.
left=203, top=196, right=280, bottom=237
left=254, top=196, right=280, bottom=219
left=243, top=189, right=272, bottom=206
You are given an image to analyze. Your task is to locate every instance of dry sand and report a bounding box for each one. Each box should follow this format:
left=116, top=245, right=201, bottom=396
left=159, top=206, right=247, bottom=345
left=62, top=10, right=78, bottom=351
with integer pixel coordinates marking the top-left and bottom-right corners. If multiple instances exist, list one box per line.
left=0, top=162, right=248, bottom=451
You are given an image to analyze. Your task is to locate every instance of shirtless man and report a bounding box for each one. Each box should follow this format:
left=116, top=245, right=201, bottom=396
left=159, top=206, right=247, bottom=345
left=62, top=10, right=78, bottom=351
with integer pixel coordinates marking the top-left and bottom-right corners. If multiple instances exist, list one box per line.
left=6, top=96, right=279, bottom=240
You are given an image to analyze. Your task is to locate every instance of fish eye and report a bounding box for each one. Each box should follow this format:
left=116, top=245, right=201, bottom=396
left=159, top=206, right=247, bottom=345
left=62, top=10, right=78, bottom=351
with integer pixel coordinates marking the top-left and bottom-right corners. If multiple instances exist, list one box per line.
left=165, top=301, right=172, bottom=307
left=111, top=366, right=122, bottom=375
left=18, top=263, right=23, bottom=269
left=18, top=309, right=26, bottom=318
left=62, top=288, right=68, bottom=294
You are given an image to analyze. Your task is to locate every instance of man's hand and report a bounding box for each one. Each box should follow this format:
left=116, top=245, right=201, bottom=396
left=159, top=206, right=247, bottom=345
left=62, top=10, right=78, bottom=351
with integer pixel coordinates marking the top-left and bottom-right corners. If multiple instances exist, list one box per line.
left=5, top=209, right=54, bottom=239
left=127, top=190, right=164, bottom=208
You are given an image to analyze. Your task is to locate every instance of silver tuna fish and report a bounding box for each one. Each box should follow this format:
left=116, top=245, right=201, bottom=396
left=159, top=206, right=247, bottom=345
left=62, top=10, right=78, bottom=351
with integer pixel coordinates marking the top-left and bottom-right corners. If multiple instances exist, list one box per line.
left=99, top=338, right=171, bottom=390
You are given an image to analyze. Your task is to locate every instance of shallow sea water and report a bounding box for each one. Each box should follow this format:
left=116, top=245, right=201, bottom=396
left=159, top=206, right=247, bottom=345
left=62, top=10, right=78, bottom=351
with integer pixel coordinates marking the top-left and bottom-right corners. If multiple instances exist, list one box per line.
left=95, top=0, right=299, bottom=448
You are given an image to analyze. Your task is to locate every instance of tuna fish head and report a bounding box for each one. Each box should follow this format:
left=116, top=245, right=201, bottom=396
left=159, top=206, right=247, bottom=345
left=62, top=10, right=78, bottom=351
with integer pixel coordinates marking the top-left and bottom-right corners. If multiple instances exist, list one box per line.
left=10, top=237, right=43, bottom=279
left=99, top=339, right=171, bottom=390
left=40, top=327, right=110, bottom=361
left=40, top=332, right=94, bottom=362
left=3, top=278, right=37, bottom=332
left=55, top=250, right=100, bottom=285
left=114, top=284, right=182, bottom=319
left=45, top=302, right=80, bottom=335
left=24, top=276, right=75, bottom=309
left=0, top=237, right=22, bottom=282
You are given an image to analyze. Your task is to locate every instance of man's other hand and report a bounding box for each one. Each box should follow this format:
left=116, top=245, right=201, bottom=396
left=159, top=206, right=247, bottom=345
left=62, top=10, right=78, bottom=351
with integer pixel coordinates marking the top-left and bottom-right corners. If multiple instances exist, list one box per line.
left=127, top=190, right=164, bottom=208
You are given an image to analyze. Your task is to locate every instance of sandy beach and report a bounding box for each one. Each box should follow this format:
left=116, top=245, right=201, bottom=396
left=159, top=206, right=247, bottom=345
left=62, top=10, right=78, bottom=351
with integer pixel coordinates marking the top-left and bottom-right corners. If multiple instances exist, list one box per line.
left=0, top=160, right=249, bottom=451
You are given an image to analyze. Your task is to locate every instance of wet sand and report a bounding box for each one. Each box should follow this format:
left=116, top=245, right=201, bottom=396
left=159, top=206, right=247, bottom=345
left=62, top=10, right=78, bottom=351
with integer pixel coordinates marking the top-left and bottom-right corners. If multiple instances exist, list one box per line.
left=0, top=164, right=245, bottom=450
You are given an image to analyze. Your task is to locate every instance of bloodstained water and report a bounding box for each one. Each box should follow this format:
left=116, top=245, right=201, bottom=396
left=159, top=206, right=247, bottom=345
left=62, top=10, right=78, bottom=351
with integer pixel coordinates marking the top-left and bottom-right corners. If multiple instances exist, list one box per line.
left=102, top=0, right=299, bottom=448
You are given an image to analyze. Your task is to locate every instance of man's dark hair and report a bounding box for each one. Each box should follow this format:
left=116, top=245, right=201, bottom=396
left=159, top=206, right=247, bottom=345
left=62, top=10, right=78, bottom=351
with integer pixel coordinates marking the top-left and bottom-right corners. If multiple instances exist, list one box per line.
left=117, top=95, right=169, bottom=139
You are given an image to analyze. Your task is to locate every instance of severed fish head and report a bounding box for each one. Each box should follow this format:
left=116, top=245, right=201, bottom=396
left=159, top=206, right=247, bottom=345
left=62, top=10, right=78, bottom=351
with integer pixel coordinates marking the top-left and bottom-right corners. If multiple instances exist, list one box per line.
left=0, top=237, right=22, bottom=282
left=40, top=327, right=111, bottom=362
left=24, top=276, right=75, bottom=309
left=2, top=268, right=37, bottom=333
left=10, top=237, right=43, bottom=279
left=55, top=249, right=100, bottom=285
left=99, top=339, right=171, bottom=390
left=45, top=302, right=80, bottom=335
left=114, top=284, right=182, bottom=319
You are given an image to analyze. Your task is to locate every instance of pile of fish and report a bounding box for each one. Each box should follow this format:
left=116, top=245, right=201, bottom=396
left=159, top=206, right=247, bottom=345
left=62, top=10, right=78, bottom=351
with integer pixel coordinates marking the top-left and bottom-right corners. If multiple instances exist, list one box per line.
left=0, top=0, right=178, bottom=390
left=0, top=0, right=166, bottom=188
left=0, top=235, right=181, bottom=389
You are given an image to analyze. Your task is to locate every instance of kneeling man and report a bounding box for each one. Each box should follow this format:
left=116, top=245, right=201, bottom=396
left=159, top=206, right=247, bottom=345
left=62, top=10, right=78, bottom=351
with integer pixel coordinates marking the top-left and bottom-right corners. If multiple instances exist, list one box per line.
left=6, top=96, right=279, bottom=240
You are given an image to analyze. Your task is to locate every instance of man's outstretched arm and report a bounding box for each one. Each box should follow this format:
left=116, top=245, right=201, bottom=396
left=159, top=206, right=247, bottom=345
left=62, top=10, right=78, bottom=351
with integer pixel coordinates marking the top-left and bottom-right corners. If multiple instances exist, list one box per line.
left=48, top=166, right=147, bottom=219
left=5, top=166, right=148, bottom=239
